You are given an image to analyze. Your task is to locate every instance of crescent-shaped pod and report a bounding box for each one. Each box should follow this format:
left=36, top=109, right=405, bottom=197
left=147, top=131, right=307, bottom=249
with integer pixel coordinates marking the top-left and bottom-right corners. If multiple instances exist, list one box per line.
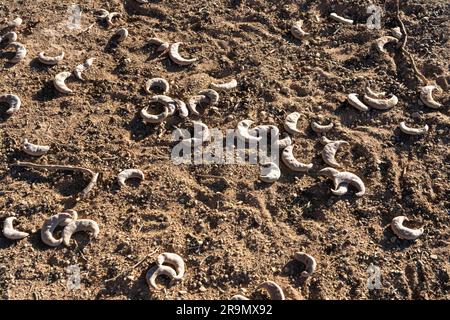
left=257, top=281, right=285, bottom=300
left=22, top=139, right=50, bottom=156
left=53, top=72, right=74, bottom=94
left=157, top=252, right=185, bottom=280
left=419, top=85, right=442, bottom=109
left=117, top=169, right=145, bottom=188
left=146, top=265, right=178, bottom=290
left=0, top=94, right=21, bottom=115
left=284, top=112, right=301, bottom=135
left=3, top=217, right=29, bottom=240
left=62, top=219, right=100, bottom=246
left=6, top=42, right=27, bottom=63
left=391, top=216, right=424, bottom=240
left=281, top=145, right=313, bottom=172
left=38, top=51, right=65, bottom=65
left=169, top=42, right=198, bottom=66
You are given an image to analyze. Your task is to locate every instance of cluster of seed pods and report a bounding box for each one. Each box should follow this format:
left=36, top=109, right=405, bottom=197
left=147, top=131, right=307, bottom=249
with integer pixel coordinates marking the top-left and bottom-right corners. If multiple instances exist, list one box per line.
left=2, top=210, right=99, bottom=247
left=146, top=253, right=185, bottom=290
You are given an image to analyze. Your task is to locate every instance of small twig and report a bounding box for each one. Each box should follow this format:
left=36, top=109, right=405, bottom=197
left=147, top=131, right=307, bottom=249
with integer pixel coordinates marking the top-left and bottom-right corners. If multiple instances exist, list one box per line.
left=80, top=23, right=95, bottom=34
left=395, top=0, right=428, bottom=85
left=12, top=161, right=98, bottom=197
left=74, top=240, right=88, bottom=262
left=104, top=247, right=160, bottom=283
left=196, top=174, right=230, bottom=185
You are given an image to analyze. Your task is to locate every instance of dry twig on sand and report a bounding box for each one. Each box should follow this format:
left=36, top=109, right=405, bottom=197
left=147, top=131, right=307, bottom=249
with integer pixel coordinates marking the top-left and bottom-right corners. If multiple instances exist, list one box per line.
left=12, top=161, right=99, bottom=198
left=395, top=0, right=428, bottom=85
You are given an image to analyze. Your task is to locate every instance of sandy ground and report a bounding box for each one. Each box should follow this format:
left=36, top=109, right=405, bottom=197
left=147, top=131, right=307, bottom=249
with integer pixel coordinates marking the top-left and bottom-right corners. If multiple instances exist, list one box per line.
left=0, top=0, right=449, bottom=300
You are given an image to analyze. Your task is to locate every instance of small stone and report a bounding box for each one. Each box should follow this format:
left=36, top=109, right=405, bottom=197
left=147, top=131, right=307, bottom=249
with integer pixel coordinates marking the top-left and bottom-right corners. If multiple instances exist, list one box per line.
left=430, top=254, right=438, bottom=260
left=199, top=286, right=207, bottom=292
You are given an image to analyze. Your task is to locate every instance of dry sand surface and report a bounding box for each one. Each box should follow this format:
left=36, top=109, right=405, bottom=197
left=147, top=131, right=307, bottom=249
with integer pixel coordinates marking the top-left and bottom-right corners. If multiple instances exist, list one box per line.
left=0, top=0, right=449, bottom=300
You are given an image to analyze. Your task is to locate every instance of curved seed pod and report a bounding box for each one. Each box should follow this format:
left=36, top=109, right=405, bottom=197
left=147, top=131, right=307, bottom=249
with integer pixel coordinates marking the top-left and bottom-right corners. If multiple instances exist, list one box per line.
left=321, top=140, right=349, bottom=167
left=391, top=27, right=402, bottom=39
left=281, top=145, right=313, bottom=172
left=375, top=36, right=398, bottom=53
left=236, top=120, right=262, bottom=142
left=140, top=106, right=169, bottom=124
left=157, top=253, right=185, bottom=280
left=259, top=162, right=281, bottom=183
left=284, top=112, right=301, bottom=135
left=347, top=93, right=369, bottom=111
left=0, top=31, right=18, bottom=44
left=53, top=72, right=73, bottom=94
left=8, top=17, right=22, bottom=28
left=199, top=89, right=219, bottom=105
left=364, top=86, right=386, bottom=99
left=145, top=78, right=169, bottom=95
left=41, top=211, right=78, bottom=247
left=23, top=139, right=50, bottom=156
left=6, top=42, right=27, bottom=63
left=3, top=217, right=29, bottom=240
left=318, top=167, right=340, bottom=177
left=62, top=219, right=99, bottom=246
left=169, top=42, right=197, bottom=66
left=0, top=94, right=21, bottom=115
left=363, top=94, right=398, bottom=110
left=329, top=13, right=353, bottom=24
left=291, top=20, right=309, bottom=39
left=114, top=28, right=128, bottom=42
left=74, top=58, right=94, bottom=81
left=38, top=51, right=65, bottom=65
left=276, top=133, right=292, bottom=149
left=391, top=216, right=424, bottom=240
left=148, top=37, right=170, bottom=53
left=106, top=12, right=121, bottom=27
left=230, top=295, right=250, bottom=300
left=210, top=79, right=237, bottom=91
left=399, top=122, right=429, bottom=135
left=420, top=85, right=442, bottom=109
left=187, top=95, right=207, bottom=116
left=257, top=281, right=285, bottom=300
left=294, top=252, right=317, bottom=277
left=117, top=169, right=144, bottom=188
left=96, top=9, right=109, bottom=19
left=146, top=265, right=178, bottom=290
left=319, top=167, right=365, bottom=197
left=311, top=121, right=333, bottom=133
left=174, top=99, right=189, bottom=118
left=334, top=172, right=365, bottom=196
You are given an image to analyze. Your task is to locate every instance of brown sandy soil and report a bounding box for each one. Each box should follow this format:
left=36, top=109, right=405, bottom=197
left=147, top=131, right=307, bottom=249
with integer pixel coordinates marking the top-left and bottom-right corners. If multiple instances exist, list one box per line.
left=0, top=0, right=449, bottom=300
